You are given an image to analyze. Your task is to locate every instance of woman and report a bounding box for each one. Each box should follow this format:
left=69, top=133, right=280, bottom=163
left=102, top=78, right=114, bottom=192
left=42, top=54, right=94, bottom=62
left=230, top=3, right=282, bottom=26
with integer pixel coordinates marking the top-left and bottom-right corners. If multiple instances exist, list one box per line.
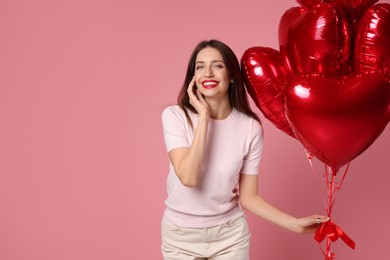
left=161, top=39, right=329, bottom=260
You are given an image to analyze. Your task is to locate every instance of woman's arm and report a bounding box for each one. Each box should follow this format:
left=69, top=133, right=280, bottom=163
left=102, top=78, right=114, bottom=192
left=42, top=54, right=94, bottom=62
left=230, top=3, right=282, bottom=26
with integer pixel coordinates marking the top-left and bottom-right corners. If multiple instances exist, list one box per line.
left=239, top=174, right=329, bottom=233
left=168, top=78, right=210, bottom=187
left=168, top=115, right=207, bottom=187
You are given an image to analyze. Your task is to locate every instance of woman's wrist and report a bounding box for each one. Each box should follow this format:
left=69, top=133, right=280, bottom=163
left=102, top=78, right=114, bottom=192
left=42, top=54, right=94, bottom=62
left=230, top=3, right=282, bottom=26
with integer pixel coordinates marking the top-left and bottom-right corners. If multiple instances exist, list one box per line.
left=291, top=218, right=303, bottom=233
left=198, top=112, right=210, bottom=122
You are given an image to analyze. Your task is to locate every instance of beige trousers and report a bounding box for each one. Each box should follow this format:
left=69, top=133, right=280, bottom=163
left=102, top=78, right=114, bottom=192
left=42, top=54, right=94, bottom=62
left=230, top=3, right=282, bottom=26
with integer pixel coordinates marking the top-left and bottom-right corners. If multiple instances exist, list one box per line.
left=161, top=215, right=250, bottom=260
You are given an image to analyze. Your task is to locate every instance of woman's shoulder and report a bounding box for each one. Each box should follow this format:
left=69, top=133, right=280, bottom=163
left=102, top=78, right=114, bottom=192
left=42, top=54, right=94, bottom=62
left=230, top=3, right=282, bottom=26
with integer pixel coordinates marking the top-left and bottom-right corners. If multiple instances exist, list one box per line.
left=162, top=104, right=185, bottom=114
left=233, top=110, right=263, bottom=135
left=162, top=104, right=180, bottom=114
left=162, top=105, right=188, bottom=121
left=234, top=109, right=261, bottom=125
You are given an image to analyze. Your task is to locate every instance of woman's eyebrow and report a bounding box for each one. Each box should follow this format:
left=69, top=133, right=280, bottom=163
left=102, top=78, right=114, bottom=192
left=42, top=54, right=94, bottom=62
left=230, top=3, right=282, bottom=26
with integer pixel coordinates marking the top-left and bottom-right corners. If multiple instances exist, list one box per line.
left=195, top=60, right=225, bottom=64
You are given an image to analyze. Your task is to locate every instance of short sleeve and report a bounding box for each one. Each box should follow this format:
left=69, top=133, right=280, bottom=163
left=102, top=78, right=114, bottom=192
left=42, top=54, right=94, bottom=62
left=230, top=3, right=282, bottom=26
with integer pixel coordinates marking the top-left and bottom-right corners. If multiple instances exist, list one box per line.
left=240, top=120, right=264, bottom=175
left=161, top=106, right=190, bottom=153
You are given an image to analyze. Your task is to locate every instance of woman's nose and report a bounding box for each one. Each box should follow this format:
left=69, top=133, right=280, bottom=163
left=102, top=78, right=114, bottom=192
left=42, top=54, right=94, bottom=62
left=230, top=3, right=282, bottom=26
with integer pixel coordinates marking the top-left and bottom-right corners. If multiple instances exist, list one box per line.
left=204, top=66, right=214, bottom=77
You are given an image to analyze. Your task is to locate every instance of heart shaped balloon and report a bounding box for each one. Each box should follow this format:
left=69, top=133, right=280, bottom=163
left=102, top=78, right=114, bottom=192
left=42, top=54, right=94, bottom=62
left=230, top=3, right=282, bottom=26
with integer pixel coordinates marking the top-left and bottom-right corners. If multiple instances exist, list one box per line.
left=328, top=0, right=379, bottom=27
left=354, top=3, right=390, bottom=73
left=296, top=0, right=322, bottom=7
left=284, top=72, right=390, bottom=170
left=278, top=6, right=307, bottom=73
left=297, top=0, right=378, bottom=11
left=242, top=47, right=295, bottom=137
left=297, top=0, right=379, bottom=28
left=278, top=6, right=306, bottom=47
left=280, top=3, right=351, bottom=76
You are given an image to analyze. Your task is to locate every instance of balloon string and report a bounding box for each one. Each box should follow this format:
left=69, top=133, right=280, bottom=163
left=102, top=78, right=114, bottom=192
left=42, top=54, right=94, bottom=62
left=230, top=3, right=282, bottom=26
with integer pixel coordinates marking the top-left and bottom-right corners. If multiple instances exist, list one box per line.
left=306, top=159, right=354, bottom=259
left=318, top=164, right=355, bottom=259
left=337, top=162, right=350, bottom=191
left=326, top=166, right=336, bottom=258
left=305, top=150, right=328, bottom=211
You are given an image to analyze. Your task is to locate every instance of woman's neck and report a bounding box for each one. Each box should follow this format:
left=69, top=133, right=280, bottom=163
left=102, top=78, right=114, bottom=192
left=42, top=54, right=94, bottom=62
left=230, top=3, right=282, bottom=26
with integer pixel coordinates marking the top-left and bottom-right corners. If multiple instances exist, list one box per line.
left=205, top=97, right=232, bottom=120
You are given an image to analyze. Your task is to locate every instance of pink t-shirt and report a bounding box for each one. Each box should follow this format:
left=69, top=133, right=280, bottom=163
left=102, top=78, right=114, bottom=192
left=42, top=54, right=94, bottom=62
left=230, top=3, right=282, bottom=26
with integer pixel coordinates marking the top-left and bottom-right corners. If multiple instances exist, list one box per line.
left=161, top=105, right=263, bottom=228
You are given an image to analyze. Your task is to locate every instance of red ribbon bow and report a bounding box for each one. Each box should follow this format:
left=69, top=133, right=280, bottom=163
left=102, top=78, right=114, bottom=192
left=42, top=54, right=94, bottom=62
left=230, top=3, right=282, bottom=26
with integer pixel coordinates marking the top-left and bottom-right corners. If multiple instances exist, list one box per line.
left=314, top=221, right=356, bottom=250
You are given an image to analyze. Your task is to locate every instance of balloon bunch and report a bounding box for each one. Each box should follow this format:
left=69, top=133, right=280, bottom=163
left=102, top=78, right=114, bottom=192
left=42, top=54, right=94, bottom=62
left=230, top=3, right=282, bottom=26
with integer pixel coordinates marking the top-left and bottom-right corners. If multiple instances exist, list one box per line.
left=241, top=1, right=390, bottom=259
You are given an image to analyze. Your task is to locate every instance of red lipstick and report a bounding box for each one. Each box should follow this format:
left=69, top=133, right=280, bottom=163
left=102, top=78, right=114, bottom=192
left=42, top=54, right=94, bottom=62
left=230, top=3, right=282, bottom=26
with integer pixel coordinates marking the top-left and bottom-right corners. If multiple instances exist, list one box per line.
left=202, top=80, right=219, bottom=89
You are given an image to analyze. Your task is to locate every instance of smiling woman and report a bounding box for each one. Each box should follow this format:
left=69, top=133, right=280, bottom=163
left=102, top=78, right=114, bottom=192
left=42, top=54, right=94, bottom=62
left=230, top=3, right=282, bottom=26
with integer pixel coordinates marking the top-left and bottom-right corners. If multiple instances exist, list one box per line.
left=1, top=1, right=389, bottom=260
left=160, top=39, right=329, bottom=260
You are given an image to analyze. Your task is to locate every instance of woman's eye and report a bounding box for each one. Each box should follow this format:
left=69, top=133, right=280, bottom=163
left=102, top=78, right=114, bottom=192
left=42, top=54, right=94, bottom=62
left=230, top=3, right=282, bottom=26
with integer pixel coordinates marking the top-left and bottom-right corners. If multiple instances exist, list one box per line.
left=195, top=66, right=204, bottom=70
left=214, top=64, right=224, bottom=69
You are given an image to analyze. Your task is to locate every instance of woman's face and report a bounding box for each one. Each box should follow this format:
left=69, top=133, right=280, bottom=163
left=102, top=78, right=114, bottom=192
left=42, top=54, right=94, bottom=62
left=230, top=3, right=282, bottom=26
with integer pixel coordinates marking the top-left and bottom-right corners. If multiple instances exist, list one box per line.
left=194, top=47, right=231, bottom=99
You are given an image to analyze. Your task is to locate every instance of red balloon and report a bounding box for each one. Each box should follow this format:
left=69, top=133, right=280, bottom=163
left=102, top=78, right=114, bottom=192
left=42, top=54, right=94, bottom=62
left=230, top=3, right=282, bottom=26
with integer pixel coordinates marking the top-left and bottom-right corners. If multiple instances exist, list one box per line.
left=278, top=7, right=307, bottom=74
left=279, top=3, right=351, bottom=76
left=297, top=0, right=379, bottom=15
left=279, top=7, right=306, bottom=48
left=354, top=3, right=390, bottom=73
left=328, top=0, right=379, bottom=27
left=328, top=0, right=378, bottom=8
left=241, top=47, right=295, bottom=138
left=284, top=72, right=390, bottom=170
left=296, top=0, right=321, bottom=7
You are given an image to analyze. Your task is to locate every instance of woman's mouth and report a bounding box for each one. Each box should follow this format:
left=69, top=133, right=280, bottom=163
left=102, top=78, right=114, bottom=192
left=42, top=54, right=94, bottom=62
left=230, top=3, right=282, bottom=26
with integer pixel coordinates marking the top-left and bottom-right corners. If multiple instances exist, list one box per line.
left=202, top=80, right=219, bottom=89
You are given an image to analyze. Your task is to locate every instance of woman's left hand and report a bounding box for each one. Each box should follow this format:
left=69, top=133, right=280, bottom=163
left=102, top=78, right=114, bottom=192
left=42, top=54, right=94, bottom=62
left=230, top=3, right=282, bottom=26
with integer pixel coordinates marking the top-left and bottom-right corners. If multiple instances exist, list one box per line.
left=295, top=215, right=330, bottom=234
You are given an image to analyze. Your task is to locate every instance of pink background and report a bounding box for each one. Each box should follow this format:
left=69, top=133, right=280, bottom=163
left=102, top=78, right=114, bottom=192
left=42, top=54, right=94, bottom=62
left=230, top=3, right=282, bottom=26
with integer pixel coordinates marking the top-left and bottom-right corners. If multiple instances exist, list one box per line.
left=1, top=0, right=389, bottom=259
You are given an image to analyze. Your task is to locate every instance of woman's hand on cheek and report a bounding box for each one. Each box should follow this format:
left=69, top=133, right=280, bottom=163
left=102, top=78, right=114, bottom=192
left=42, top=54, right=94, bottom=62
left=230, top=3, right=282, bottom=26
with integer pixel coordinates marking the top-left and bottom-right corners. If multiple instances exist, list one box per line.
left=188, top=77, right=210, bottom=118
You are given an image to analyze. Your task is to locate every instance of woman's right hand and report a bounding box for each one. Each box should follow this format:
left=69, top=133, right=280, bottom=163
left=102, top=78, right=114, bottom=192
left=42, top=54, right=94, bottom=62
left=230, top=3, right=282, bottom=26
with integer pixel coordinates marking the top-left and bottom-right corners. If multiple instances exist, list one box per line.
left=187, top=77, right=210, bottom=118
